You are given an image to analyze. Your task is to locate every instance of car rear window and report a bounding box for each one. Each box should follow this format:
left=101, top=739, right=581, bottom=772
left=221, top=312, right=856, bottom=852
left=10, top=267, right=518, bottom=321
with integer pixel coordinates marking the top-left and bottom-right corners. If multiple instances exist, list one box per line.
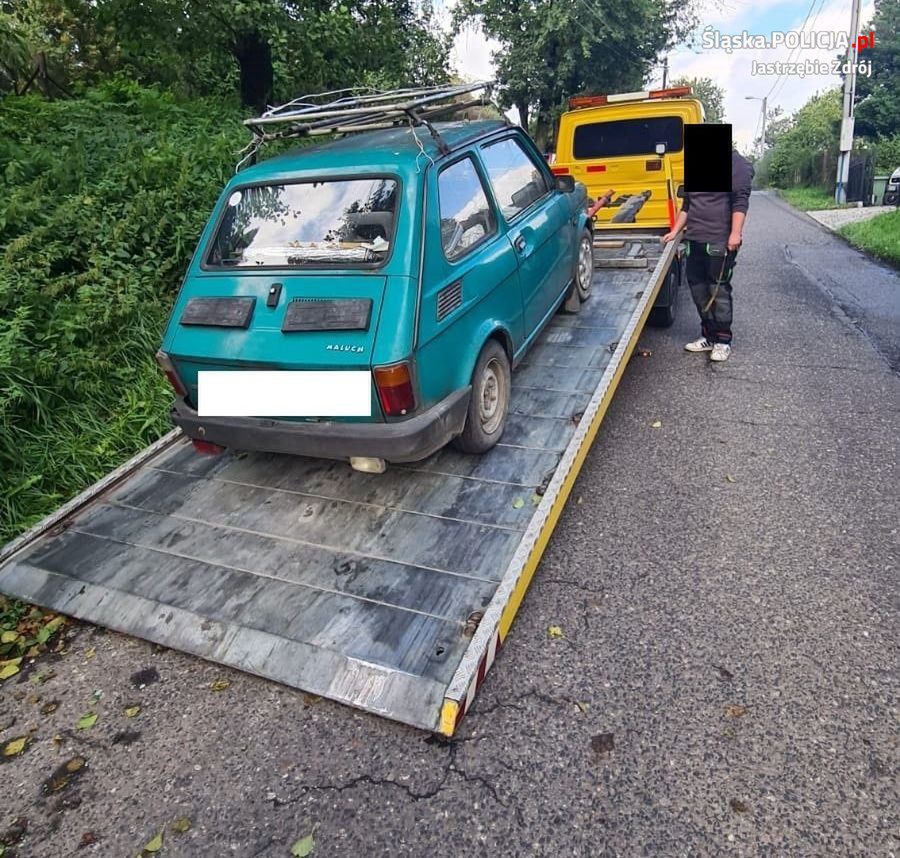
left=206, top=178, right=398, bottom=268
left=573, top=116, right=684, bottom=159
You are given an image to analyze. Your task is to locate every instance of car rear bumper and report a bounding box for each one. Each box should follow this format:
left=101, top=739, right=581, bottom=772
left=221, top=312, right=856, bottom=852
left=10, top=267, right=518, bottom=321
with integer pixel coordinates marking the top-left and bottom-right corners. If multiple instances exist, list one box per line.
left=170, top=388, right=471, bottom=463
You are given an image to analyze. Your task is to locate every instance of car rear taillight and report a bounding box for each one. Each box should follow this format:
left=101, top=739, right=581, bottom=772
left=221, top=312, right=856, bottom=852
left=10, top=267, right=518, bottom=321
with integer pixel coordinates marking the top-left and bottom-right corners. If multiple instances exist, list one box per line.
left=155, top=350, right=187, bottom=397
left=373, top=362, right=416, bottom=417
left=645, top=160, right=662, bottom=171
left=192, top=440, right=225, bottom=456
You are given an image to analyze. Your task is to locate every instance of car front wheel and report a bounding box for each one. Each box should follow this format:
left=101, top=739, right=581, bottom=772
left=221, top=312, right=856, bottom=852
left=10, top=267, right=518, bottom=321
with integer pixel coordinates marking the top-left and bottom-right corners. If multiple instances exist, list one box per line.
left=452, top=340, right=511, bottom=454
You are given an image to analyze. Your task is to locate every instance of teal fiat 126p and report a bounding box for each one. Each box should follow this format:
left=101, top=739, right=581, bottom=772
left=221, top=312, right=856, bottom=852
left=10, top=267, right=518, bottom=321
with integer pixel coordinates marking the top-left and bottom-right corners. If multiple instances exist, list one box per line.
left=157, top=85, right=594, bottom=471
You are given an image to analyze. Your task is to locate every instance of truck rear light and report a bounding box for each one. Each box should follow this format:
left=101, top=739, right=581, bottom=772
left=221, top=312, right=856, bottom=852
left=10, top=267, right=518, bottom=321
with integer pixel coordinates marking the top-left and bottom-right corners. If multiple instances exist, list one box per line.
left=373, top=362, right=415, bottom=417
left=155, top=350, right=187, bottom=397
left=551, top=167, right=570, bottom=175
left=645, top=160, right=662, bottom=171
left=586, top=165, right=606, bottom=173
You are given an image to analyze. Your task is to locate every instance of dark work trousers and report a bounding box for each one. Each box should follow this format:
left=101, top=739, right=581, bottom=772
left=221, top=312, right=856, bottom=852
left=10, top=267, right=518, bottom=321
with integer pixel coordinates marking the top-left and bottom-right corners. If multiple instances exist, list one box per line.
left=685, top=240, right=738, bottom=344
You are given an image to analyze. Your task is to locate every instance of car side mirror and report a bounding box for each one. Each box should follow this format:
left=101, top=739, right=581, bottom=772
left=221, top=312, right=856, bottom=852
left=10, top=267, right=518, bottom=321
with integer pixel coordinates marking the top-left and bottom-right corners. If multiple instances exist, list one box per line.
left=556, top=174, right=576, bottom=193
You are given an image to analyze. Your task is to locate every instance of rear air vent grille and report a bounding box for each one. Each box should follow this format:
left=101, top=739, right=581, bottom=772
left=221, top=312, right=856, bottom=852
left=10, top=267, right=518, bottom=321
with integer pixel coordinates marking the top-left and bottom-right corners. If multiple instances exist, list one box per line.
left=437, top=281, right=462, bottom=321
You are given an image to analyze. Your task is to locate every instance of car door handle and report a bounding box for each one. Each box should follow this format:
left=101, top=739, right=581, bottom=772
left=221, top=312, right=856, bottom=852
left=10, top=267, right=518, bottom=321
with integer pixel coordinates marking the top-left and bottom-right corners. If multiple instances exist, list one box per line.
left=513, top=234, right=527, bottom=253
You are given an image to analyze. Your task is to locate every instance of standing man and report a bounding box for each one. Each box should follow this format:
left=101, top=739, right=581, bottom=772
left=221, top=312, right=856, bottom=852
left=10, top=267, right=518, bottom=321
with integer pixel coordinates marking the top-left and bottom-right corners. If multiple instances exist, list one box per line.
left=662, top=149, right=754, bottom=362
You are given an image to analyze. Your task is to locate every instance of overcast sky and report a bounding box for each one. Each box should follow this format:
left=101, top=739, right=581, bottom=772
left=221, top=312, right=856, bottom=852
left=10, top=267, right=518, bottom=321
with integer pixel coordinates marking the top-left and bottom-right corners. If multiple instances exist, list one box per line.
left=448, top=0, right=875, bottom=154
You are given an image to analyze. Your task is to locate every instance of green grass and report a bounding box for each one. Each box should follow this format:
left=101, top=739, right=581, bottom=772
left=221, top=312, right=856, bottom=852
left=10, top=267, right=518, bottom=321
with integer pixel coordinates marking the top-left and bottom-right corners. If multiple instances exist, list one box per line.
left=0, top=81, right=248, bottom=544
left=777, top=186, right=852, bottom=211
left=839, top=209, right=900, bottom=267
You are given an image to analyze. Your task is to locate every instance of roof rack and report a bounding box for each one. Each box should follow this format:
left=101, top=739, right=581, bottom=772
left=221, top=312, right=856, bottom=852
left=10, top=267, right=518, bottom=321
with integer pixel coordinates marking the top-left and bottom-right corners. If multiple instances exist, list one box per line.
left=237, top=82, right=494, bottom=170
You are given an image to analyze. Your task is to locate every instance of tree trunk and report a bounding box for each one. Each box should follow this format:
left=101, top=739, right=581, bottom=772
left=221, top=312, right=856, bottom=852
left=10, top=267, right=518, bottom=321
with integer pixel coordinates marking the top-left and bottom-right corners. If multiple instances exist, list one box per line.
left=233, top=31, right=273, bottom=113
left=514, top=98, right=529, bottom=132
left=534, top=104, right=553, bottom=154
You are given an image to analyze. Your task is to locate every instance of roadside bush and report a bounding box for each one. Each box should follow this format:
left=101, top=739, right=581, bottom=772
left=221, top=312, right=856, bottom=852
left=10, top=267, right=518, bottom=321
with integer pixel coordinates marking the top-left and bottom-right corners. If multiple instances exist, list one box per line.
left=0, top=81, right=247, bottom=542
left=873, top=134, right=900, bottom=173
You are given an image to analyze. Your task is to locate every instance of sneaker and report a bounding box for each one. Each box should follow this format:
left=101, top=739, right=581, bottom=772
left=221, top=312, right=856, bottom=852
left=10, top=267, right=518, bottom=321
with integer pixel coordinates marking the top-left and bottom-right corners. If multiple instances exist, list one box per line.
left=684, top=337, right=713, bottom=352
left=710, top=343, right=732, bottom=362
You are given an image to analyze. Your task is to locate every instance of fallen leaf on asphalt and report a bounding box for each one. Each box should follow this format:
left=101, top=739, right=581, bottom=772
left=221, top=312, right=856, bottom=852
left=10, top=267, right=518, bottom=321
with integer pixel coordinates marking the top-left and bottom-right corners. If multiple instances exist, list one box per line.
left=2, top=736, right=28, bottom=756
left=84, top=647, right=96, bottom=659
left=79, top=831, right=99, bottom=847
left=591, top=733, right=614, bottom=754
left=512, top=497, right=525, bottom=509
left=724, top=704, right=747, bottom=719
left=124, top=706, right=141, bottom=718
left=210, top=679, right=230, bottom=692
left=574, top=701, right=590, bottom=714
left=531, top=494, right=541, bottom=506
left=31, top=669, right=56, bottom=684
left=729, top=798, right=749, bottom=813
left=650, top=420, right=662, bottom=428
left=143, top=831, right=163, bottom=853
left=725, top=474, right=736, bottom=483
left=171, top=818, right=191, bottom=834
left=291, top=833, right=315, bottom=857
left=547, top=625, right=564, bottom=638
left=66, top=757, right=86, bottom=773
left=41, top=701, right=59, bottom=715
left=576, top=496, right=583, bottom=504
left=76, top=712, right=98, bottom=730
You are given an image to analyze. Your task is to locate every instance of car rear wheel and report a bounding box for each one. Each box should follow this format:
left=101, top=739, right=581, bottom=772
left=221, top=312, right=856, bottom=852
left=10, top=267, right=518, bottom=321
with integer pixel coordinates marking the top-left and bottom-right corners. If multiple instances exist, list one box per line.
left=452, top=340, right=511, bottom=454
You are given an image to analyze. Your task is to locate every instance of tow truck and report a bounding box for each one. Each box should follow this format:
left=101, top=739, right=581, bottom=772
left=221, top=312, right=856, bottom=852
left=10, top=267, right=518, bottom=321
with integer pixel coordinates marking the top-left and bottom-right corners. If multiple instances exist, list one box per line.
left=0, top=85, right=696, bottom=735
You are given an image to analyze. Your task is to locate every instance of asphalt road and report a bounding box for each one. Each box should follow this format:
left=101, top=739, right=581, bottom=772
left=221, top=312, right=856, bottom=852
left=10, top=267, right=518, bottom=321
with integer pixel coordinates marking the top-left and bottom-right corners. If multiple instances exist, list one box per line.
left=2, top=191, right=898, bottom=857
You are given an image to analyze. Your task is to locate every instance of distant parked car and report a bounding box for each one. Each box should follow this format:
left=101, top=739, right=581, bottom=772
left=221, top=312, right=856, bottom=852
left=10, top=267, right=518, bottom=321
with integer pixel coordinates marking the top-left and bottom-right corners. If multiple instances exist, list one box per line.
left=884, top=167, right=900, bottom=206
left=157, top=105, right=593, bottom=470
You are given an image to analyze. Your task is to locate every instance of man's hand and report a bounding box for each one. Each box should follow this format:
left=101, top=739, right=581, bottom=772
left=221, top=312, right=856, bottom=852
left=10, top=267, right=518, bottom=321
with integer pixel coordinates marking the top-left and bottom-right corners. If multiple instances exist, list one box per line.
left=660, top=230, right=678, bottom=244
left=727, top=230, right=743, bottom=252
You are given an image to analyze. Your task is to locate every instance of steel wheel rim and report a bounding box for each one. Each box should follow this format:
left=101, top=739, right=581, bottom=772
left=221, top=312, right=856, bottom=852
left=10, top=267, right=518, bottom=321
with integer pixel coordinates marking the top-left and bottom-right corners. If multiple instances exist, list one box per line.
left=479, top=358, right=506, bottom=434
left=578, top=236, right=592, bottom=289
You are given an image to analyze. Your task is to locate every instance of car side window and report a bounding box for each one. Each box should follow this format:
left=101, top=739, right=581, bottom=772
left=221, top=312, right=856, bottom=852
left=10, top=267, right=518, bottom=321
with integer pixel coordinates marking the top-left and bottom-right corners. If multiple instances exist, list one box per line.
left=480, top=137, right=552, bottom=221
left=438, top=156, right=497, bottom=261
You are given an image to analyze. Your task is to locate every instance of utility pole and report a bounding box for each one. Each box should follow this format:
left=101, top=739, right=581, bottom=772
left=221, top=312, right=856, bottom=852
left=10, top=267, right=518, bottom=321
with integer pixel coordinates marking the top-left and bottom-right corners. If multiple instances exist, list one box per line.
left=661, top=56, right=668, bottom=88
left=759, top=96, right=767, bottom=158
left=835, top=0, right=862, bottom=204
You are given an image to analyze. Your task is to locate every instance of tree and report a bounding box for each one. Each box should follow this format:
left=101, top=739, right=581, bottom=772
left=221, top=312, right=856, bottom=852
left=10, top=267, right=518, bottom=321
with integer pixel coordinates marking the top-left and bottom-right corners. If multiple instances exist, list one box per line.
left=671, top=75, right=723, bottom=122
left=456, top=0, right=699, bottom=150
left=3, top=0, right=450, bottom=110
left=854, top=0, right=899, bottom=138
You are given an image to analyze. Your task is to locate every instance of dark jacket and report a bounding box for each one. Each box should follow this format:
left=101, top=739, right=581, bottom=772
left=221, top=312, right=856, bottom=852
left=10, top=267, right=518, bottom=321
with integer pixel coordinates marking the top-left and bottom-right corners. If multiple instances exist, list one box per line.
left=682, top=151, right=754, bottom=243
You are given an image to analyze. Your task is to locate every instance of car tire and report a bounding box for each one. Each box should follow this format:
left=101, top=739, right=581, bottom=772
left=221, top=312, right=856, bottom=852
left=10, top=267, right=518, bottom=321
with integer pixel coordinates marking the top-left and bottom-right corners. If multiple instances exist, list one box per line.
left=452, top=340, right=511, bottom=454
left=575, top=228, right=594, bottom=302
left=563, top=228, right=594, bottom=313
left=647, top=259, right=680, bottom=328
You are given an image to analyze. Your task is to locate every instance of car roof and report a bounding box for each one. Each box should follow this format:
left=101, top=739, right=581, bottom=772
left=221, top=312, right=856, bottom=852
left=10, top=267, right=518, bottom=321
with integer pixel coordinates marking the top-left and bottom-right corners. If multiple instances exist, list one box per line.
left=235, top=119, right=511, bottom=183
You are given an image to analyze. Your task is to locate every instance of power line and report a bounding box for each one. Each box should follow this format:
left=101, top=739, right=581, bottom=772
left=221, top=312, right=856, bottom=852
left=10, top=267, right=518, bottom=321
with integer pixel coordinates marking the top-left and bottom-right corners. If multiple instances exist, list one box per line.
left=765, top=0, right=820, bottom=100
left=769, top=0, right=827, bottom=103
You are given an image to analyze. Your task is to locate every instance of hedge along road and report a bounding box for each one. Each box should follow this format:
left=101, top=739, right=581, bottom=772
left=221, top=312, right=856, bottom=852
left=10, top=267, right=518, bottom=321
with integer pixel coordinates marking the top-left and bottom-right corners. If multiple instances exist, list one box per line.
left=0, top=191, right=897, bottom=856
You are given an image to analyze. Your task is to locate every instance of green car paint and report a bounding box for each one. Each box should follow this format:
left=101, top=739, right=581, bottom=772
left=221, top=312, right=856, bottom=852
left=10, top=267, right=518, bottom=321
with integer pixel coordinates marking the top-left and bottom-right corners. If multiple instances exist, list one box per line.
left=159, top=120, right=591, bottom=460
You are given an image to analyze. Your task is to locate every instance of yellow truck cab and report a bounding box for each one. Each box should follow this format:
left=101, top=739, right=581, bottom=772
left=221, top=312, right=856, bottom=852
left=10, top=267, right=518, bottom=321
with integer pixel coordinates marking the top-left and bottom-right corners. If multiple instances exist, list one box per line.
left=552, top=86, right=705, bottom=229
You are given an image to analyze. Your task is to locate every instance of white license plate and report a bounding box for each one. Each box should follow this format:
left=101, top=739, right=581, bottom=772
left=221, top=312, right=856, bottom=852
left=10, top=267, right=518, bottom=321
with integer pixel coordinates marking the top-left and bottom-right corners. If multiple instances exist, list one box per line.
left=197, top=371, right=372, bottom=417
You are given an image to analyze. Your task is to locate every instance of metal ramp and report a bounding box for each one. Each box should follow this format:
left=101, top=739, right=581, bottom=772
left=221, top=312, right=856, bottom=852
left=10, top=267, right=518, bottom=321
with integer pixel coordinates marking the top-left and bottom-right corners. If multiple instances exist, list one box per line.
left=0, top=238, right=675, bottom=734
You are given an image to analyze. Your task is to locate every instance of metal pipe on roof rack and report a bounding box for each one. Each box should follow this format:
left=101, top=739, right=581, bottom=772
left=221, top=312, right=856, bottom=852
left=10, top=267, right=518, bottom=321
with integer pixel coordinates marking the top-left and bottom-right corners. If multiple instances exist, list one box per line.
left=246, top=82, right=491, bottom=127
